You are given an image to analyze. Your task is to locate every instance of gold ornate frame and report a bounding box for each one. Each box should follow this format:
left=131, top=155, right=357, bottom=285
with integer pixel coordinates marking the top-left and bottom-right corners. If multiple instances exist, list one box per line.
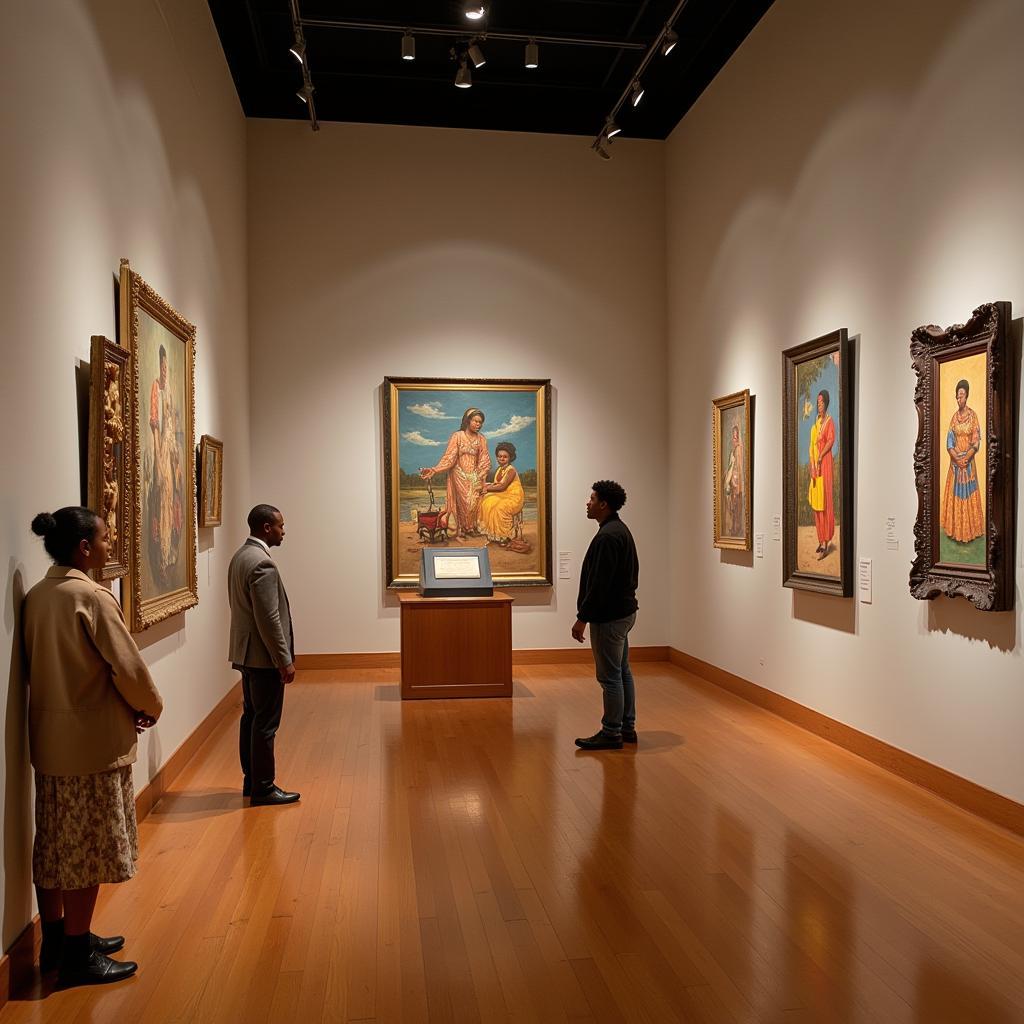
left=712, top=389, right=752, bottom=551
left=88, top=336, right=131, bottom=579
left=382, top=377, right=553, bottom=589
left=198, top=434, right=224, bottom=528
left=119, top=258, right=198, bottom=631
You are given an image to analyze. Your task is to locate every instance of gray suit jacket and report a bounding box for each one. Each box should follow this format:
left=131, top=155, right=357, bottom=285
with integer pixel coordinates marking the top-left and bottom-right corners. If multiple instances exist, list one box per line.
left=227, top=539, right=294, bottom=670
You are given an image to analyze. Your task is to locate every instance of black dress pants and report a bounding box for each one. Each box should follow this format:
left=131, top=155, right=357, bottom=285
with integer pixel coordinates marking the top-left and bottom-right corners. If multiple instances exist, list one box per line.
left=239, top=666, right=285, bottom=794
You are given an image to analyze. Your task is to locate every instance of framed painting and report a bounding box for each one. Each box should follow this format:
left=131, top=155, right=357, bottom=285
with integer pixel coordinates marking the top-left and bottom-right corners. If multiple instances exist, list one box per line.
left=119, top=258, right=198, bottom=631
left=782, top=329, right=853, bottom=596
left=382, top=377, right=552, bottom=589
left=909, top=301, right=1015, bottom=610
left=198, top=434, right=224, bottom=528
left=712, top=389, right=752, bottom=550
left=87, top=335, right=131, bottom=579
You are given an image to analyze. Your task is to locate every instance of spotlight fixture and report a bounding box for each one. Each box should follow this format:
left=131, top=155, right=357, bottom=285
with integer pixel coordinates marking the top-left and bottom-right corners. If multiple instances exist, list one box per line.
left=594, top=139, right=612, bottom=160
left=604, top=119, right=621, bottom=138
left=630, top=79, right=644, bottom=107
left=468, top=41, right=486, bottom=68
left=288, top=38, right=306, bottom=64
left=661, top=29, right=678, bottom=55
left=525, top=40, right=539, bottom=69
left=295, top=82, right=314, bottom=104
left=401, top=31, right=416, bottom=61
left=464, top=3, right=485, bottom=20
left=455, top=59, right=472, bottom=88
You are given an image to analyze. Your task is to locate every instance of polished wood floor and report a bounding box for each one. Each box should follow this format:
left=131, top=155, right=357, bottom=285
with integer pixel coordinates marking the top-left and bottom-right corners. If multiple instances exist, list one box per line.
left=3, top=663, right=1023, bottom=1023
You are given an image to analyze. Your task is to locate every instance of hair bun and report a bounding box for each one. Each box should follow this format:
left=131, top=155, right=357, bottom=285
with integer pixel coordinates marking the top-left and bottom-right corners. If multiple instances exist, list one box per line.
left=31, top=512, right=57, bottom=537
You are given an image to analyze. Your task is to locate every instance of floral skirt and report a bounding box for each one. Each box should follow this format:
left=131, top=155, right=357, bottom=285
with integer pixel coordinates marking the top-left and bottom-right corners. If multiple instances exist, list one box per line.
left=33, top=766, right=138, bottom=890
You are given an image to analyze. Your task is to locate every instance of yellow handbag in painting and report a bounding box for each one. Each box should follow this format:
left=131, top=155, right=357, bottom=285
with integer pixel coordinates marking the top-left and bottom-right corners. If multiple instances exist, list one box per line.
left=807, top=421, right=825, bottom=512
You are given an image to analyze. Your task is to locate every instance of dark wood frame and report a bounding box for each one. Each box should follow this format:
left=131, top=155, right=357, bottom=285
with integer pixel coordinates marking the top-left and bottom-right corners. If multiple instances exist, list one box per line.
left=120, top=258, right=198, bottom=632
left=382, top=377, right=553, bottom=589
left=87, top=336, right=131, bottom=580
left=198, top=434, right=224, bottom=528
left=909, top=301, right=1015, bottom=611
left=712, top=389, right=753, bottom=551
left=782, top=329, right=853, bottom=596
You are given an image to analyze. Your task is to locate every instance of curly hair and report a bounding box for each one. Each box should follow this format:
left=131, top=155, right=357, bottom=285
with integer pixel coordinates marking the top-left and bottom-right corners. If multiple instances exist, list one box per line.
left=592, top=480, right=626, bottom=511
left=495, top=442, right=517, bottom=463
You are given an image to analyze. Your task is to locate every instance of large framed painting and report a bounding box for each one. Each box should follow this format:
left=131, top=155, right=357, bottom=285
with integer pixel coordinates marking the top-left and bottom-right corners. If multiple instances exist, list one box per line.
left=712, top=389, right=752, bottom=550
left=382, top=377, right=552, bottom=589
left=119, top=258, right=198, bottom=631
left=909, top=301, right=1015, bottom=611
left=198, top=434, right=224, bottom=528
left=87, top=335, right=131, bottom=580
left=782, top=329, right=853, bottom=596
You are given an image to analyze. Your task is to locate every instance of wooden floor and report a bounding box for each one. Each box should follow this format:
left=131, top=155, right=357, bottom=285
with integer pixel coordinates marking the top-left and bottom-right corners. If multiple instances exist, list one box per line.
left=3, top=662, right=1023, bottom=1023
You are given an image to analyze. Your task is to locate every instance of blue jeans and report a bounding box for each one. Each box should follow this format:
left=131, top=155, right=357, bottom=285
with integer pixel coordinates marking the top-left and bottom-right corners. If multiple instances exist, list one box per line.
left=589, top=613, right=637, bottom=736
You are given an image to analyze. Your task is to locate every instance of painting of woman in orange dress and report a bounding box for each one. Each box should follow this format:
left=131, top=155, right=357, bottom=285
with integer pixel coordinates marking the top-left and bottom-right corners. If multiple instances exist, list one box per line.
left=941, top=378, right=984, bottom=545
left=808, top=389, right=835, bottom=559
left=420, top=408, right=491, bottom=539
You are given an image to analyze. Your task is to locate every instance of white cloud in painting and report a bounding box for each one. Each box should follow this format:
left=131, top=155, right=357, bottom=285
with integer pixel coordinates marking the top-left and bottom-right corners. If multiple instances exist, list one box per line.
left=407, top=402, right=455, bottom=419
left=402, top=430, right=442, bottom=446
left=488, top=415, right=536, bottom=438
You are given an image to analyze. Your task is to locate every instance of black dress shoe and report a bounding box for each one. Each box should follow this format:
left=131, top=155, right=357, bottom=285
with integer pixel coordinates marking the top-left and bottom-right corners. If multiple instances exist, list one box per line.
left=575, top=732, right=623, bottom=750
left=250, top=786, right=300, bottom=806
left=242, top=777, right=251, bottom=797
left=39, top=925, right=125, bottom=974
left=621, top=730, right=638, bottom=744
left=57, top=950, right=138, bottom=988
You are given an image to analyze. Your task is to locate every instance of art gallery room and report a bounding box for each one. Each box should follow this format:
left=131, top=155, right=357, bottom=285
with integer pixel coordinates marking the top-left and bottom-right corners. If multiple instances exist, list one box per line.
left=2, top=0, right=1024, bottom=1020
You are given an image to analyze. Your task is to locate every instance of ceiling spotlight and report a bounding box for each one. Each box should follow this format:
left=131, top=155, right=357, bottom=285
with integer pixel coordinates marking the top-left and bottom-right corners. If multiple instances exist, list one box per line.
left=455, top=59, right=472, bottom=88
left=594, top=139, right=612, bottom=160
left=662, top=29, right=678, bottom=55
left=631, top=79, right=644, bottom=107
left=464, top=3, right=485, bottom=19
left=468, top=42, right=486, bottom=68
left=525, top=40, right=539, bottom=69
left=295, top=82, right=314, bottom=104
left=288, top=39, right=306, bottom=65
left=401, top=31, right=416, bottom=61
left=604, top=119, right=621, bottom=138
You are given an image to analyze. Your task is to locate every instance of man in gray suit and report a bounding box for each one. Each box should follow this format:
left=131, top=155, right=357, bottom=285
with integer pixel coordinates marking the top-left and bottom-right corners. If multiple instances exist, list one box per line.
left=228, top=504, right=299, bottom=805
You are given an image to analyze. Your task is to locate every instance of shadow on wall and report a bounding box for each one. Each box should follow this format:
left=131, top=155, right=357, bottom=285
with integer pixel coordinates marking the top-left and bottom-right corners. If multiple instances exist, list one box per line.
left=4, top=561, right=33, bottom=953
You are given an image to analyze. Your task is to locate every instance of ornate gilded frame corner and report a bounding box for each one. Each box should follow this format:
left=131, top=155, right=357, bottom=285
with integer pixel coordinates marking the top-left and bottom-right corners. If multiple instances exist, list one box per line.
left=382, top=377, right=553, bottom=589
left=198, top=435, right=224, bottom=528
left=909, top=301, right=1015, bottom=611
left=782, top=329, right=854, bottom=597
left=712, top=389, right=753, bottom=551
left=87, top=336, right=131, bottom=579
left=120, top=258, right=199, bottom=632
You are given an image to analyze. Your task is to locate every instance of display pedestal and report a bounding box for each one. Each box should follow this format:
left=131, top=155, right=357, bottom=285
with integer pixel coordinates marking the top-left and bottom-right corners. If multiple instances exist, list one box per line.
left=398, top=591, right=513, bottom=699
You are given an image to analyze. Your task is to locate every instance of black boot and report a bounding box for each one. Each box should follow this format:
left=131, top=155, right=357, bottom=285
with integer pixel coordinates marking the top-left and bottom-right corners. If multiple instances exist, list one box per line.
left=39, top=919, right=126, bottom=974
left=57, top=932, right=137, bottom=988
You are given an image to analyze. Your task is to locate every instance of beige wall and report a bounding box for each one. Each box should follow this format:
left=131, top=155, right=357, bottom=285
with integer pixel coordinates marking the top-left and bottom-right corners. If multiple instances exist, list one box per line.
left=0, top=1, right=248, bottom=946
left=665, top=0, right=1024, bottom=802
left=247, top=121, right=668, bottom=654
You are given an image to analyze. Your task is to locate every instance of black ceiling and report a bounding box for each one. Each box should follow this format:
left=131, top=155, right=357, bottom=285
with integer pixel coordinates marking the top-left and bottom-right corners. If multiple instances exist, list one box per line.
left=209, top=1, right=774, bottom=140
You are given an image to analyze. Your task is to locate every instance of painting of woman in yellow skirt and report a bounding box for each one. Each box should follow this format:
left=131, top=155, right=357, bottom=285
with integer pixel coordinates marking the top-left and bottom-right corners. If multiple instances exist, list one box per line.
left=941, top=377, right=984, bottom=547
left=479, top=442, right=527, bottom=550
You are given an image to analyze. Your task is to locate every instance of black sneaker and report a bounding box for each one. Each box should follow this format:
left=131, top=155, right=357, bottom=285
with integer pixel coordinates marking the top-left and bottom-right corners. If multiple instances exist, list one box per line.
left=574, top=732, right=623, bottom=750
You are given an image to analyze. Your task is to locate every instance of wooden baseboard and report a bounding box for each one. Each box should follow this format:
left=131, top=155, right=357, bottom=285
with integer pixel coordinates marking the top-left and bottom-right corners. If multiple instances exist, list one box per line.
left=297, top=646, right=669, bottom=671
left=669, top=648, right=1024, bottom=838
left=0, top=680, right=242, bottom=1006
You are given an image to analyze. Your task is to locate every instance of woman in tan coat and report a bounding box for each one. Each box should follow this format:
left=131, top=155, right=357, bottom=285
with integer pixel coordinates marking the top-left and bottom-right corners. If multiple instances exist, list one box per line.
left=23, top=507, right=164, bottom=987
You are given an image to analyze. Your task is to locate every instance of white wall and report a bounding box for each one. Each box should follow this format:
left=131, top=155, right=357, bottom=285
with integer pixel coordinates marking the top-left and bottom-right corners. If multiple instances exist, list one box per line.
left=0, top=1, right=248, bottom=947
left=248, top=121, right=668, bottom=654
left=665, top=0, right=1024, bottom=802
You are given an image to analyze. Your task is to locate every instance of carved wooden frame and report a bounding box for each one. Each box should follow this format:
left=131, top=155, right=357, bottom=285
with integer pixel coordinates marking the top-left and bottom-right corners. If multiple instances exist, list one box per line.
left=782, top=329, right=853, bottom=596
left=382, top=377, right=553, bottom=589
left=712, top=389, right=752, bottom=551
left=87, top=336, right=131, bottom=579
left=198, top=435, right=224, bottom=528
left=910, top=301, right=1015, bottom=611
left=119, top=258, right=198, bottom=631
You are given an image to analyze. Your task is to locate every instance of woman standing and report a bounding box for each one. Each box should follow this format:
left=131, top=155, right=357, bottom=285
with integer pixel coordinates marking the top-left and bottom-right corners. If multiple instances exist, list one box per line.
left=941, top=378, right=984, bottom=544
left=724, top=424, right=745, bottom=537
left=478, top=441, right=525, bottom=544
left=23, top=507, right=163, bottom=987
left=420, top=407, right=491, bottom=539
left=808, top=389, right=836, bottom=559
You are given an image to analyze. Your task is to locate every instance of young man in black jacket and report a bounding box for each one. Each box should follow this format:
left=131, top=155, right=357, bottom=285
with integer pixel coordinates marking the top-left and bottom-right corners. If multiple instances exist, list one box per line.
left=571, top=480, right=639, bottom=750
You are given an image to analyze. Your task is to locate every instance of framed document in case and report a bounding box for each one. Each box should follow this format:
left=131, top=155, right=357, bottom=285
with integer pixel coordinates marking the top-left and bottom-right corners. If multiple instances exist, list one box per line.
left=420, top=547, right=493, bottom=596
